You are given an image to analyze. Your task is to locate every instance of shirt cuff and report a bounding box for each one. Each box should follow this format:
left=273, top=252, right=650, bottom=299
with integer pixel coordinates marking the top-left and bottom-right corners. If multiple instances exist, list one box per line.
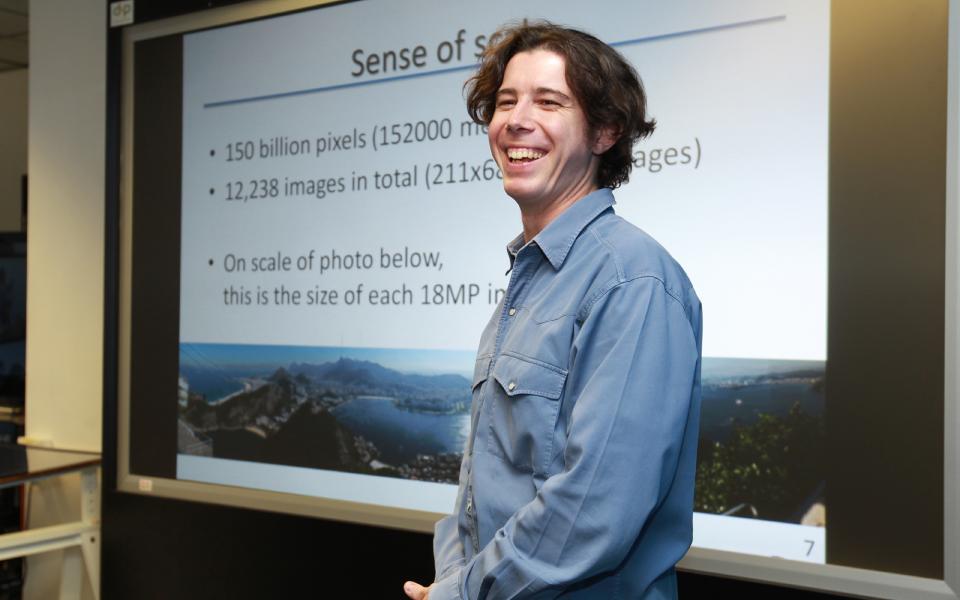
left=430, top=568, right=463, bottom=600
left=435, top=558, right=464, bottom=583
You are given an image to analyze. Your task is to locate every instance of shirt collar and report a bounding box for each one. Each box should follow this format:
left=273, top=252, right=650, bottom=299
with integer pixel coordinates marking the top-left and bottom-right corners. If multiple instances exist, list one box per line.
left=505, top=232, right=525, bottom=273
left=505, top=188, right=616, bottom=272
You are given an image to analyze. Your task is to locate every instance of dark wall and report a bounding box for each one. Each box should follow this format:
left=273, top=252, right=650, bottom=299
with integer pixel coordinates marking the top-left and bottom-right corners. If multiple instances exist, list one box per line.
left=826, top=0, right=947, bottom=577
left=102, top=493, right=437, bottom=598
left=100, top=492, right=846, bottom=599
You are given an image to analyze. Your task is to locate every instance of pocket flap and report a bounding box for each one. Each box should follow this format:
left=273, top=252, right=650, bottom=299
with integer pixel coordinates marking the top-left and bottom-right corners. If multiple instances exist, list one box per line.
left=472, top=355, right=492, bottom=390
left=491, top=353, right=567, bottom=400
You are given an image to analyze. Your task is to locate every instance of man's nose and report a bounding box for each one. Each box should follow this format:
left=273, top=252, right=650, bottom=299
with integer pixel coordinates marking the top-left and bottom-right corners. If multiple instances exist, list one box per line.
left=506, top=100, right=533, bottom=132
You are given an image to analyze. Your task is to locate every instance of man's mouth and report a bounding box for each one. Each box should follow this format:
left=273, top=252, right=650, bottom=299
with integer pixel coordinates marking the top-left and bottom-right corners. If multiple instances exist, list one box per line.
left=506, top=148, right=546, bottom=164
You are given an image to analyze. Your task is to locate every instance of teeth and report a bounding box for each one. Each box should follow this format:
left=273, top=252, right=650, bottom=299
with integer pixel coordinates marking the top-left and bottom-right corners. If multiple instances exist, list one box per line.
left=507, top=148, right=544, bottom=160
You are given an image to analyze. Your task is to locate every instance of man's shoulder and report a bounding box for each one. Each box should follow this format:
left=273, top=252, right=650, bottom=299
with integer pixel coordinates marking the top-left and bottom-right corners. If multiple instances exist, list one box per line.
left=579, top=211, right=698, bottom=310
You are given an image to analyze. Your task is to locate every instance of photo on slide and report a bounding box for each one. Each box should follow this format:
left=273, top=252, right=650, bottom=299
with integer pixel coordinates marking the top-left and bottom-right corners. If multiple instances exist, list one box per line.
left=696, top=358, right=825, bottom=527
left=177, top=343, right=824, bottom=526
left=178, top=343, right=473, bottom=483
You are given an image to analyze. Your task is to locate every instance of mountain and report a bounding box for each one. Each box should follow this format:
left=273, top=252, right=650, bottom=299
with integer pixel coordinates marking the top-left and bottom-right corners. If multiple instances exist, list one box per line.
left=288, top=357, right=469, bottom=402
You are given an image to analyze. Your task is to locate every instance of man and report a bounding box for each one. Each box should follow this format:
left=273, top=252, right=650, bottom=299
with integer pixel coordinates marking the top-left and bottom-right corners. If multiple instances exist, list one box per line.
left=405, top=22, right=702, bottom=600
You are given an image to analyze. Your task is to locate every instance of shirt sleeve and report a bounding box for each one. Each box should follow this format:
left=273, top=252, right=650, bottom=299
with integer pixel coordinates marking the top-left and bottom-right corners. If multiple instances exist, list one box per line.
left=430, top=276, right=701, bottom=600
left=433, top=454, right=470, bottom=581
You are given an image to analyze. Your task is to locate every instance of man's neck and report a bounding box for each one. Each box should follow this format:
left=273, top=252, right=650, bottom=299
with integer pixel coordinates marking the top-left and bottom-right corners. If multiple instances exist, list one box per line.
left=519, top=185, right=598, bottom=242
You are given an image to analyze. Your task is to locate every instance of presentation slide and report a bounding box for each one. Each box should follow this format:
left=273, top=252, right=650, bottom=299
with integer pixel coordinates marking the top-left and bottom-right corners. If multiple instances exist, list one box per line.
left=174, top=0, right=829, bottom=563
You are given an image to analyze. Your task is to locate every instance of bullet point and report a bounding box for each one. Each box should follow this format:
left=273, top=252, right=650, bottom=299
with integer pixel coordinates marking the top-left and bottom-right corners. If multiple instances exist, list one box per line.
left=209, top=188, right=215, bottom=195
left=209, top=149, right=215, bottom=157
left=208, top=259, right=214, bottom=266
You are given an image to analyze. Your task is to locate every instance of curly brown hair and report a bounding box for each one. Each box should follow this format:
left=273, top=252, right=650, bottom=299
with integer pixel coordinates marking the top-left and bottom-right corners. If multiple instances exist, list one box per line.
left=466, top=21, right=655, bottom=190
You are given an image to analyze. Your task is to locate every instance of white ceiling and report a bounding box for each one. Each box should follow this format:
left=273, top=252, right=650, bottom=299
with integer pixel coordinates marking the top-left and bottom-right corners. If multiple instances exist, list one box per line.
left=0, top=0, right=27, bottom=73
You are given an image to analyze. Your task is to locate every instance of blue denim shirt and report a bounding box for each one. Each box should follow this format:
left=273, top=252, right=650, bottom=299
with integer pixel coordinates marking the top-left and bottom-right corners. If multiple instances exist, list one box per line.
left=432, top=188, right=702, bottom=600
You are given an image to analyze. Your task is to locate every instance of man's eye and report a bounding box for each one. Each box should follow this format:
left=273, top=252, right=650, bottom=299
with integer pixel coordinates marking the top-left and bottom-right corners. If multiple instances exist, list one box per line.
left=538, top=99, right=560, bottom=106
left=496, top=100, right=515, bottom=108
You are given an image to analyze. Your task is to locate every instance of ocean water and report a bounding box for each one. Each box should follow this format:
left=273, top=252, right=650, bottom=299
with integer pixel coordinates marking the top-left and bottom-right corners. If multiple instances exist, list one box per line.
left=700, top=381, right=824, bottom=442
left=331, top=396, right=470, bottom=465
left=179, top=368, right=251, bottom=403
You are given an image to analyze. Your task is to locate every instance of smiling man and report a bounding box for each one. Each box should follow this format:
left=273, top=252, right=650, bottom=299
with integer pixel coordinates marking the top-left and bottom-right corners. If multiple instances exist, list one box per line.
left=404, top=22, right=703, bottom=600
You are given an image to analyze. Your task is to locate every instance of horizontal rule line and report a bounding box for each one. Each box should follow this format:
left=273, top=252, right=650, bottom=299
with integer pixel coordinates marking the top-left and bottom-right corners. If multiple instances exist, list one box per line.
left=202, top=14, right=786, bottom=109
left=609, top=14, right=786, bottom=49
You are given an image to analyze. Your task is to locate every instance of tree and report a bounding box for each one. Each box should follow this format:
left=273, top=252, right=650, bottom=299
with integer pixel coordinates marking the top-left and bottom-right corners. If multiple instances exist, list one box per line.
left=695, top=401, right=825, bottom=523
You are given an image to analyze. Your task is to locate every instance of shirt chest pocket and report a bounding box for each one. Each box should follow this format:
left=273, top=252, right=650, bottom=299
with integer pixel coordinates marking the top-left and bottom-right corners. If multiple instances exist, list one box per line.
left=484, top=353, right=567, bottom=476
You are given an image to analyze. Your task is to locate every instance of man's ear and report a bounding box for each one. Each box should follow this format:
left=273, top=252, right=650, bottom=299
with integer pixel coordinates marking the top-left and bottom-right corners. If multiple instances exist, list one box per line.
left=592, top=126, right=619, bottom=155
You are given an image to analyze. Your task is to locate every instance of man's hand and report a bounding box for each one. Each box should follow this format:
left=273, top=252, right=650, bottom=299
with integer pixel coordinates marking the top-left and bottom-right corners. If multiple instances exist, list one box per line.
left=403, top=581, right=433, bottom=600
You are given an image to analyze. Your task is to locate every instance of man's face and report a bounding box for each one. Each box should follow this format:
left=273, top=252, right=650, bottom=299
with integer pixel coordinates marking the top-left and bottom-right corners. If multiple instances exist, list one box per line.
left=488, top=49, right=603, bottom=209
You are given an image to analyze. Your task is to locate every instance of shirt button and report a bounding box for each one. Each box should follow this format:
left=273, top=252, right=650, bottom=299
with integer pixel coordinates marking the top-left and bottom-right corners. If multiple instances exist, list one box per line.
left=508, top=382, right=516, bottom=391
left=508, top=307, right=517, bottom=316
